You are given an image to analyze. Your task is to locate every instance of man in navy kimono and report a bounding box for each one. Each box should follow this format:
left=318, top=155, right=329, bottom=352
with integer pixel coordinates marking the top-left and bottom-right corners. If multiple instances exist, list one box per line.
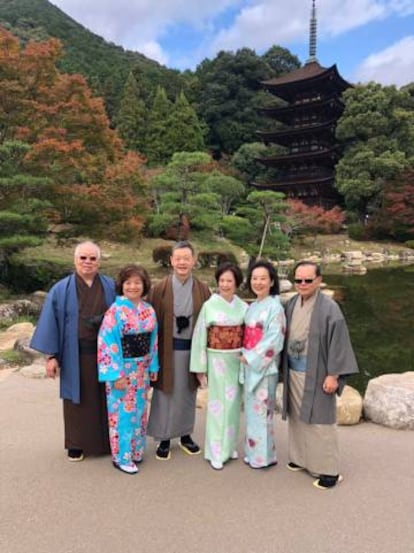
left=31, top=241, right=115, bottom=461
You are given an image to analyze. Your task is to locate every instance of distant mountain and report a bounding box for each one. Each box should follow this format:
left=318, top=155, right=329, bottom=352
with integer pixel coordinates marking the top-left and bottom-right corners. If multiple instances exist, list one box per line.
left=0, top=0, right=186, bottom=119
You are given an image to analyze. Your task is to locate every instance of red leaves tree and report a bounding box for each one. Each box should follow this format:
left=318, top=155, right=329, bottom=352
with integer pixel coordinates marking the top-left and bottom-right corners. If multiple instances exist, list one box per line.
left=286, top=200, right=346, bottom=235
left=0, top=27, right=149, bottom=241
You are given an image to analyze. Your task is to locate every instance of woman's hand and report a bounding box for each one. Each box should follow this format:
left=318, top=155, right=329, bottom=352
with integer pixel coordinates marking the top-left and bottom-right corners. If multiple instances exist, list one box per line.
left=240, top=355, right=247, bottom=365
left=150, top=372, right=158, bottom=382
left=114, top=376, right=127, bottom=390
left=197, top=373, right=208, bottom=389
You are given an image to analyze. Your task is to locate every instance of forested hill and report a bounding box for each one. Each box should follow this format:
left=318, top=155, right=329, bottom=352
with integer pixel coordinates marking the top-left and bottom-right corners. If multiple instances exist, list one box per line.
left=0, top=0, right=185, bottom=118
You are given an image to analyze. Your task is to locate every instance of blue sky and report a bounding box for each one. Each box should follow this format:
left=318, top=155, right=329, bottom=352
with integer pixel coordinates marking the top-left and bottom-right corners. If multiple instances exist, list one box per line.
left=50, top=0, right=414, bottom=87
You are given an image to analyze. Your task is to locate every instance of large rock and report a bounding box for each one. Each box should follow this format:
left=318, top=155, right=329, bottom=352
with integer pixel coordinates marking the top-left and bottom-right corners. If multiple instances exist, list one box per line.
left=0, top=322, right=35, bottom=353
left=337, top=385, right=363, bottom=425
left=0, top=300, right=40, bottom=320
left=363, top=372, right=414, bottom=430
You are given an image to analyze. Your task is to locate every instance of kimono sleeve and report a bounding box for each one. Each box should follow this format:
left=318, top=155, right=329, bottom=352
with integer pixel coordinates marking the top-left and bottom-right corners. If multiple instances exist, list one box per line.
left=97, top=305, right=124, bottom=382
left=30, top=285, right=60, bottom=356
left=148, top=309, right=159, bottom=374
left=326, top=313, right=358, bottom=379
left=243, top=300, right=286, bottom=373
left=190, top=303, right=208, bottom=374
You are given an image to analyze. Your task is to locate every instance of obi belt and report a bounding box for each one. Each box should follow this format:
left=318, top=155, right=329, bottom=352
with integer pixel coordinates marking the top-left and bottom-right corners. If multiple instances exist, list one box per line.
left=121, top=333, right=151, bottom=358
left=207, top=325, right=244, bottom=350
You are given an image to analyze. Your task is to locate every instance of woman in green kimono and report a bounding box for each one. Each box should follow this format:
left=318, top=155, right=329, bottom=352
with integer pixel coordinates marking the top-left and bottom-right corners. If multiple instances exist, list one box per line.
left=190, top=262, right=248, bottom=470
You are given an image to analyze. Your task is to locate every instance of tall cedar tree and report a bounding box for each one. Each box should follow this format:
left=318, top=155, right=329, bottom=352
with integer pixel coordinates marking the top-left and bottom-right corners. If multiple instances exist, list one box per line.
left=115, top=71, right=147, bottom=154
left=145, top=86, right=173, bottom=165
left=164, top=91, right=205, bottom=156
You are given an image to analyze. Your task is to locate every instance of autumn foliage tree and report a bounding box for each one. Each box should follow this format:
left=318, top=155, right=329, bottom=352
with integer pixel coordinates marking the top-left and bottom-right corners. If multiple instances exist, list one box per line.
left=0, top=27, right=150, bottom=251
left=367, top=170, right=414, bottom=241
left=286, top=200, right=346, bottom=236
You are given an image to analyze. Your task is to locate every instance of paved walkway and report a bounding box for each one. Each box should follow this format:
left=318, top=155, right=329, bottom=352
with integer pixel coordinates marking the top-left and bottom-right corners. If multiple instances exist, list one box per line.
left=1, top=371, right=413, bottom=553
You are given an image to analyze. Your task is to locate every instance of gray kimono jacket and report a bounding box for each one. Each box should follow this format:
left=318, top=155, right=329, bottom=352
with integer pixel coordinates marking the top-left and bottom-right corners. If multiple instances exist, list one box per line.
left=281, top=290, right=359, bottom=424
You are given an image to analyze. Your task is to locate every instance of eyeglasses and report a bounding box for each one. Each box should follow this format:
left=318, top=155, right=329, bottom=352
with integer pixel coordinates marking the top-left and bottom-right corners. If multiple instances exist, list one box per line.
left=294, top=278, right=315, bottom=284
left=78, top=255, right=98, bottom=261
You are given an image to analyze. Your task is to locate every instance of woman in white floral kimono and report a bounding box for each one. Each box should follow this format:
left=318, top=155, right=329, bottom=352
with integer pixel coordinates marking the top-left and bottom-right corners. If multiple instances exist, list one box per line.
left=190, top=263, right=247, bottom=470
left=240, top=260, right=286, bottom=469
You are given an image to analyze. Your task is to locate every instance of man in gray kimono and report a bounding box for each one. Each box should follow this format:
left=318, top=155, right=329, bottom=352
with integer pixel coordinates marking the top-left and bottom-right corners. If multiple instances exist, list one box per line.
left=282, top=261, right=358, bottom=489
left=147, top=241, right=211, bottom=460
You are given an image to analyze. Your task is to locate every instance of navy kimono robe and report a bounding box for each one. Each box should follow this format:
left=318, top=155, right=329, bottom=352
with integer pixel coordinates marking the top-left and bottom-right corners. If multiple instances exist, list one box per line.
left=30, top=273, right=115, bottom=404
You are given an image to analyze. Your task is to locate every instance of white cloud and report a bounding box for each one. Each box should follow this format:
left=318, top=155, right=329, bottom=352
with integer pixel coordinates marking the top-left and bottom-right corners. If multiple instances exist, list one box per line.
left=50, top=0, right=242, bottom=47
left=353, top=35, right=414, bottom=86
left=139, top=41, right=169, bottom=66
left=209, top=0, right=390, bottom=54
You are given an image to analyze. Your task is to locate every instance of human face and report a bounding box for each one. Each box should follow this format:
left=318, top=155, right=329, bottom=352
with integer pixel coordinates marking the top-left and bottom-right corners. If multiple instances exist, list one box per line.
left=250, top=267, right=273, bottom=301
left=218, top=270, right=237, bottom=302
left=122, top=275, right=144, bottom=304
left=294, top=264, right=321, bottom=300
left=74, top=246, right=100, bottom=280
left=170, top=247, right=196, bottom=282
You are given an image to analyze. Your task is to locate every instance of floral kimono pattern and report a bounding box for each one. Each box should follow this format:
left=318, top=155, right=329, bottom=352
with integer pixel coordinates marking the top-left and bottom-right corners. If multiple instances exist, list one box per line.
left=190, top=293, right=248, bottom=465
left=241, top=295, right=286, bottom=468
left=98, top=297, right=159, bottom=466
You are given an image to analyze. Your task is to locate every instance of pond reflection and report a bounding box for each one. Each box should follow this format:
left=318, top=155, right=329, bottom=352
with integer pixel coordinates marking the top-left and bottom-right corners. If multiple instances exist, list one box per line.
left=323, top=264, right=414, bottom=393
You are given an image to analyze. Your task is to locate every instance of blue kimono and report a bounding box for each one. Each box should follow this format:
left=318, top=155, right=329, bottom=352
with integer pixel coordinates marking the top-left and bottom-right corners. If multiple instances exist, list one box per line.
left=98, top=297, right=159, bottom=466
left=30, top=273, right=115, bottom=404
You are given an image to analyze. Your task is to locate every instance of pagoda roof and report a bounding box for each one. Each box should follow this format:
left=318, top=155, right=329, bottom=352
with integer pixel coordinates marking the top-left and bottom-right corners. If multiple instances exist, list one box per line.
left=257, top=147, right=338, bottom=166
left=259, top=94, right=344, bottom=118
left=261, top=61, right=351, bottom=101
left=257, top=120, right=336, bottom=145
left=252, top=174, right=334, bottom=190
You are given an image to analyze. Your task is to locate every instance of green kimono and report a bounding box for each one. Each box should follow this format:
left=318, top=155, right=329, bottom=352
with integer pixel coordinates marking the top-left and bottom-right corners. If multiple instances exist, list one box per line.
left=190, top=293, right=248, bottom=465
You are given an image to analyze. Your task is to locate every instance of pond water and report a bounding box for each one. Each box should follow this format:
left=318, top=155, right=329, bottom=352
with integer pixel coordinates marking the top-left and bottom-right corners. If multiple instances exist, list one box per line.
left=322, top=264, right=414, bottom=394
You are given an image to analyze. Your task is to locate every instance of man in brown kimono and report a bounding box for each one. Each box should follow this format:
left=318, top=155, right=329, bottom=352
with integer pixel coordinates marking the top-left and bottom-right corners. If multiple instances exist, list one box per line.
left=147, top=241, right=211, bottom=460
left=31, top=241, right=115, bottom=461
left=282, top=261, right=358, bottom=489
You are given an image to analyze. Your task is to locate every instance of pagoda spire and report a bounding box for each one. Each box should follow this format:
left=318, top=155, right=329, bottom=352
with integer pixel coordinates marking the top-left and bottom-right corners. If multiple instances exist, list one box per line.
left=307, top=0, right=318, bottom=63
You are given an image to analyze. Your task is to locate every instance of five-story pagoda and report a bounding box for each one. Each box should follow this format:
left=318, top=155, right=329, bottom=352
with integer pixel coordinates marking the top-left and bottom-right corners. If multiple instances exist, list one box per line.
left=254, top=1, right=351, bottom=207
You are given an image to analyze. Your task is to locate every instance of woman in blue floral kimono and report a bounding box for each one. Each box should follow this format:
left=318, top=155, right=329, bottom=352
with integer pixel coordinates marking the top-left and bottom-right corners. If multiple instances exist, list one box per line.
left=98, top=265, right=159, bottom=474
left=240, top=260, right=286, bottom=469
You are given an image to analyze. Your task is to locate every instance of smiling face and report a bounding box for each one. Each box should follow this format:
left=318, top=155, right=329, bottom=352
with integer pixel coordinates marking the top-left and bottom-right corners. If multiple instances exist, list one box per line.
left=74, top=244, right=100, bottom=281
left=294, top=264, right=321, bottom=301
left=250, top=266, right=273, bottom=301
left=122, top=275, right=144, bottom=304
left=218, top=270, right=237, bottom=302
left=170, top=246, right=196, bottom=282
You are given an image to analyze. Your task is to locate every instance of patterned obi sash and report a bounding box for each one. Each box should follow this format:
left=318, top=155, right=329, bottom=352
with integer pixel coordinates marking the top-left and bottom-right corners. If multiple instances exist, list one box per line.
left=207, top=325, right=244, bottom=350
left=121, top=333, right=151, bottom=358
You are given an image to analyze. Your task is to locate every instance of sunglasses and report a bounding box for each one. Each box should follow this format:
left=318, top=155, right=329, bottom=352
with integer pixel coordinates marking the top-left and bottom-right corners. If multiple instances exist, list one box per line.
left=79, top=255, right=98, bottom=261
left=294, top=278, right=315, bottom=284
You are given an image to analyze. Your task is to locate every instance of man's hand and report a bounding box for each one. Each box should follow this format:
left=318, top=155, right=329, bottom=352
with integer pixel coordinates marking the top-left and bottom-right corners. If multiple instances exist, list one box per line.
left=323, top=375, right=339, bottom=394
left=45, top=357, right=59, bottom=379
